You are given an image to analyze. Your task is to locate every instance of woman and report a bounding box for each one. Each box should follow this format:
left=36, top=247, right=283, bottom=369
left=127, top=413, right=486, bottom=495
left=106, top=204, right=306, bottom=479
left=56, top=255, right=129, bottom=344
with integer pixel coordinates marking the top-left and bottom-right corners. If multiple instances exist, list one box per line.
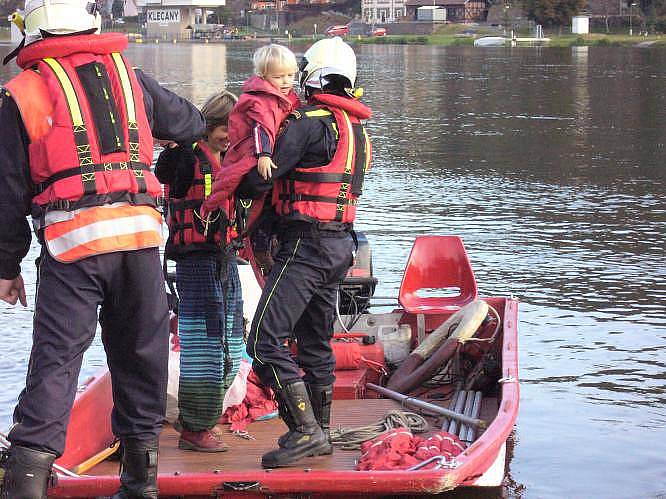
left=156, top=91, right=244, bottom=452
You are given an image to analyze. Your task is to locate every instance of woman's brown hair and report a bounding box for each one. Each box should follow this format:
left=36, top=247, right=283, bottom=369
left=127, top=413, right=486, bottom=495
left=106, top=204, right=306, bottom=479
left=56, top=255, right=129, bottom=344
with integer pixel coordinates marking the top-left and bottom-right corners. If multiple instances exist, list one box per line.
left=201, top=90, right=238, bottom=136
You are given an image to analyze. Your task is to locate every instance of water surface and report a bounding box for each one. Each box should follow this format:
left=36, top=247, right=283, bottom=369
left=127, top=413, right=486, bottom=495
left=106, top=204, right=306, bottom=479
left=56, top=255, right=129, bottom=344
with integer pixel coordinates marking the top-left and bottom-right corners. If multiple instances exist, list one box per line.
left=1, top=42, right=665, bottom=498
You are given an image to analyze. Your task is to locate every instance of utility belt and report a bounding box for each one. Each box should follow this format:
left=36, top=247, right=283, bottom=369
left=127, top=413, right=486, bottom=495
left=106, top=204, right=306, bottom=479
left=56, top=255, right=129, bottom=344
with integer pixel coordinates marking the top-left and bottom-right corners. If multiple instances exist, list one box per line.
left=279, top=220, right=354, bottom=241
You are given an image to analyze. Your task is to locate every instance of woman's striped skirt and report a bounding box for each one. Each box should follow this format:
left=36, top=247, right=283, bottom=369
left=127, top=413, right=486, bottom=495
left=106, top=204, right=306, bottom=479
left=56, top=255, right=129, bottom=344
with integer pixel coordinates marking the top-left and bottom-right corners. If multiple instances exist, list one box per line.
left=176, top=254, right=244, bottom=431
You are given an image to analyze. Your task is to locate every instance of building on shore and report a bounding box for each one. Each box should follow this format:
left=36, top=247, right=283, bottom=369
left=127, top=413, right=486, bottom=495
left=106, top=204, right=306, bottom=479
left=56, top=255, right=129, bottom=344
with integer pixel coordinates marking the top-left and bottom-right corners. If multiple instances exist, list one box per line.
left=137, top=0, right=225, bottom=39
left=404, top=0, right=486, bottom=22
left=361, top=0, right=406, bottom=24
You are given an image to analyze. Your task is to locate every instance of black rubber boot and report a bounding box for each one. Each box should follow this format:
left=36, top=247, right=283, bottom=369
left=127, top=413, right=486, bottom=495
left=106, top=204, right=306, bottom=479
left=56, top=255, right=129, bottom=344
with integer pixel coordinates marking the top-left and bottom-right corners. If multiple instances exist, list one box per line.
left=306, top=383, right=334, bottom=455
left=111, top=438, right=159, bottom=499
left=0, top=445, right=56, bottom=499
left=276, top=389, right=297, bottom=448
left=261, top=381, right=329, bottom=468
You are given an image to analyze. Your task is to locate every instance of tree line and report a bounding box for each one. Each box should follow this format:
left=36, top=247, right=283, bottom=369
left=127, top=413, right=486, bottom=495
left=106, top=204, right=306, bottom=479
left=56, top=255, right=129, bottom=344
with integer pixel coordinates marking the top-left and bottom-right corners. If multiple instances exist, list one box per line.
left=518, top=0, right=666, bottom=30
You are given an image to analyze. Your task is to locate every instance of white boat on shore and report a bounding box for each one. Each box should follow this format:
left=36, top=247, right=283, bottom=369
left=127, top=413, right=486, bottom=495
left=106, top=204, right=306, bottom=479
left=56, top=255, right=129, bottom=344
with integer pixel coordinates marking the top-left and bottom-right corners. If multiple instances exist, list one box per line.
left=474, top=36, right=508, bottom=47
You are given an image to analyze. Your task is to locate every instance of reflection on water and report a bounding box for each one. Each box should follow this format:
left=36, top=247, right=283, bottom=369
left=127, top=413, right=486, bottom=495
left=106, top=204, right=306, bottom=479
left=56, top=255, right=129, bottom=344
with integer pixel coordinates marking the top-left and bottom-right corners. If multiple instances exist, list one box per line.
left=1, top=42, right=665, bottom=498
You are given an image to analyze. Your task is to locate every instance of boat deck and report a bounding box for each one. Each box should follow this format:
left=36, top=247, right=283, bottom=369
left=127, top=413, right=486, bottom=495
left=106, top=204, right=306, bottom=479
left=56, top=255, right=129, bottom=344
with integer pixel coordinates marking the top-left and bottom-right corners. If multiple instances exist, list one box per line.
left=89, top=397, right=498, bottom=475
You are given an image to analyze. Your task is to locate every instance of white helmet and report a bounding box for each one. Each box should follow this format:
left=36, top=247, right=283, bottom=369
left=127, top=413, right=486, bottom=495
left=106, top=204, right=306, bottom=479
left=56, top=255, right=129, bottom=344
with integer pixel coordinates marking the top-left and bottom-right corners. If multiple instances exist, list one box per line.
left=299, top=37, right=357, bottom=96
left=24, top=0, right=100, bottom=44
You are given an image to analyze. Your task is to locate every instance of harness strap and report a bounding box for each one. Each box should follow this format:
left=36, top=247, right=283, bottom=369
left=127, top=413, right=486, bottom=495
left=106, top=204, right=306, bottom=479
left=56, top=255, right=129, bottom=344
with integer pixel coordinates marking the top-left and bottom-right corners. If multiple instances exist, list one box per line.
left=43, top=57, right=97, bottom=196
left=278, top=193, right=357, bottom=205
left=334, top=109, right=355, bottom=222
left=169, top=198, right=203, bottom=211
left=288, top=171, right=352, bottom=183
left=36, top=162, right=152, bottom=194
left=110, top=52, right=147, bottom=193
left=193, top=146, right=213, bottom=197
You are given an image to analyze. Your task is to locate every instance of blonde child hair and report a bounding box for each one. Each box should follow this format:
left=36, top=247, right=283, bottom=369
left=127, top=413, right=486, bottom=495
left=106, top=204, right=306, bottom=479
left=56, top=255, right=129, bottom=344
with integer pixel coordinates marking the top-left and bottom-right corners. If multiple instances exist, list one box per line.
left=252, top=44, right=298, bottom=78
left=201, top=90, right=238, bottom=136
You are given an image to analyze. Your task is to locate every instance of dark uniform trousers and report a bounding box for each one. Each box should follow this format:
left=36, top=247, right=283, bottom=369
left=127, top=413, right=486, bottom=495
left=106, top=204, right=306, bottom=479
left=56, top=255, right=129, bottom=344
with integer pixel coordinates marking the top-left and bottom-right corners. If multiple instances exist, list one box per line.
left=9, top=247, right=170, bottom=456
left=247, top=225, right=354, bottom=389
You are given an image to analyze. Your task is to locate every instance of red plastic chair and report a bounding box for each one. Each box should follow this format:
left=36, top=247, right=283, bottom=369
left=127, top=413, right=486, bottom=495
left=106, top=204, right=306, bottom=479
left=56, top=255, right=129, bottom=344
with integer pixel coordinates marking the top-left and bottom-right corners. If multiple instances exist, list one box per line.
left=398, top=236, right=478, bottom=313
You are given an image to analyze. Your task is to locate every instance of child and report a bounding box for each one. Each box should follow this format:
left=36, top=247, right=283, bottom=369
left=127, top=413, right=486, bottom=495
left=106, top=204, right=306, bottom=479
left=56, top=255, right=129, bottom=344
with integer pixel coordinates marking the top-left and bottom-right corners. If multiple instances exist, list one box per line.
left=202, top=44, right=300, bottom=216
left=155, top=90, right=245, bottom=452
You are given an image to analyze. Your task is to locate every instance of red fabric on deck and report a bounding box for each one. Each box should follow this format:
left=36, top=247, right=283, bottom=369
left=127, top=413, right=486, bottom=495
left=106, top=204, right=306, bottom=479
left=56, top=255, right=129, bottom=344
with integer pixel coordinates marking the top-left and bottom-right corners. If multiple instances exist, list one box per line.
left=220, top=370, right=277, bottom=431
left=356, top=428, right=465, bottom=471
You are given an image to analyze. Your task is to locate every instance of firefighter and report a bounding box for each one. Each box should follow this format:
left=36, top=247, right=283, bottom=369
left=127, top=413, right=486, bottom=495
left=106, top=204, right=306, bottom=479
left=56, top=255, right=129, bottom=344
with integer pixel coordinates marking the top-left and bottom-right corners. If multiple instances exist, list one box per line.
left=0, top=0, right=204, bottom=496
left=239, top=37, right=373, bottom=468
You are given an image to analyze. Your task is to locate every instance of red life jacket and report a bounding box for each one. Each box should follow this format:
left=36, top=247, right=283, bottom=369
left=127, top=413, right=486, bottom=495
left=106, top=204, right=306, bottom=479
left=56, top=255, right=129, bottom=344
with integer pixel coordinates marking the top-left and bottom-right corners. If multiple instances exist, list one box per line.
left=166, top=142, right=227, bottom=257
left=8, top=33, right=160, bottom=218
left=272, top=93, right=372, bottom=224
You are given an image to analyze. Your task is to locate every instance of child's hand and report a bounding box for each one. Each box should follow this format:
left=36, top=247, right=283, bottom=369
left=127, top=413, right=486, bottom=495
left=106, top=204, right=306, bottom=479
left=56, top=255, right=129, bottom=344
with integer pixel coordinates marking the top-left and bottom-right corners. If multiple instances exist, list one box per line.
left=257, top=156, right=277, bottom=180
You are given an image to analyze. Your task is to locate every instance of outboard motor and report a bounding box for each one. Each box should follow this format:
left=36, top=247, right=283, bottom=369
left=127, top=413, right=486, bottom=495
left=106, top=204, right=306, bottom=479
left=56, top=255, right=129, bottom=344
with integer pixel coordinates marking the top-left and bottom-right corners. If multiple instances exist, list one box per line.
left=338, top=232, right=377, bottom=315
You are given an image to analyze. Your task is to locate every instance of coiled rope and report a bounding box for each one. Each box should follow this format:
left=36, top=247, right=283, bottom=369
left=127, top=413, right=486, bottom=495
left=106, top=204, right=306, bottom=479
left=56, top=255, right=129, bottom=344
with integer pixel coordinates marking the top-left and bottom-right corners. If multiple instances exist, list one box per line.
left=330, top=410, right=429, bottom=450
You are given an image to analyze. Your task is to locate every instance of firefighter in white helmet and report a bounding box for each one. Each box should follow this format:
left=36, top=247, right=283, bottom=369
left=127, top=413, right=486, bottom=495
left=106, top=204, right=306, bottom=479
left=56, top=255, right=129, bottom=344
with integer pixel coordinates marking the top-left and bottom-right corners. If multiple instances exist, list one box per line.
left=23, top=0, right=101, bottom=41
left=0, top=0, right=205, bottom=497
left=239, top=37, right=373, bottom=468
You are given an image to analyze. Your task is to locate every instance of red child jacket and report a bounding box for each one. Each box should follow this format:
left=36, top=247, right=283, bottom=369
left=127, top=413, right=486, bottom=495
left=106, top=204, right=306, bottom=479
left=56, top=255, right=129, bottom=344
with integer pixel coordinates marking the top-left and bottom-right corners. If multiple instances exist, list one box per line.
left=203, top=75, right=300, bottom=213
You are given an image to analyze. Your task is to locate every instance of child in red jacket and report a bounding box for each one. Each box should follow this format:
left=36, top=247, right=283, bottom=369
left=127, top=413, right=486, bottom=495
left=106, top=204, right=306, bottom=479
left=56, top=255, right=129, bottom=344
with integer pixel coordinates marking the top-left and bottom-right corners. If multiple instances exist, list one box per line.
left=203, top=44, right=300, bottom=215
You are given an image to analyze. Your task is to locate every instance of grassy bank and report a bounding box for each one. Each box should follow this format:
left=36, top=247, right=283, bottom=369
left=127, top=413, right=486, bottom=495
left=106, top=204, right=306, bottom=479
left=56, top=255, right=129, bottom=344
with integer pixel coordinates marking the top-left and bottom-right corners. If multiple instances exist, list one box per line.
left=353, top=26, right=665, bottom=47
left=546, top=33, right=665, bottom=46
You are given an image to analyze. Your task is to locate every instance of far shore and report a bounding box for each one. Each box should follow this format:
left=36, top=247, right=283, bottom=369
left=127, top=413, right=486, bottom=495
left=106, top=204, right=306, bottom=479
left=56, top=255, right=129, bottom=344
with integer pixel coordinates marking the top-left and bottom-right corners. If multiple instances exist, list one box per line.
left=1, top=25, right=665, bottom=48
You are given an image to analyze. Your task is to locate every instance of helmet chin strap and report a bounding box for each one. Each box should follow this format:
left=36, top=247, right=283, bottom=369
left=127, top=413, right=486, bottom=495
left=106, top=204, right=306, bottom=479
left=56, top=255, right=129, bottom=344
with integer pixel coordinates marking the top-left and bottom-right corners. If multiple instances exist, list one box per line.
left=2, top=37, right=24, bottom=65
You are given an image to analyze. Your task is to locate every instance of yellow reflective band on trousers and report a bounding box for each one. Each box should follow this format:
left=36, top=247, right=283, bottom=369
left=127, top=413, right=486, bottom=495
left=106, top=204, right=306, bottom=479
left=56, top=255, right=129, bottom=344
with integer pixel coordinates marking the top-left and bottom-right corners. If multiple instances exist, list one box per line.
left=250, top=238, right=302, bottom=390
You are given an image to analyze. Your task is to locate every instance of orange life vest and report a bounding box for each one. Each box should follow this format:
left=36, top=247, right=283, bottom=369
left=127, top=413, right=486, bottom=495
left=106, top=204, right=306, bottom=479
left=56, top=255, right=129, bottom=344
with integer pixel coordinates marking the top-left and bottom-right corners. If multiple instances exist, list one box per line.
left=272, top=93, right=372, bottom=224
left=6, top=33, right=163, bottom=262
left=165, top=142, right=226, bottom=258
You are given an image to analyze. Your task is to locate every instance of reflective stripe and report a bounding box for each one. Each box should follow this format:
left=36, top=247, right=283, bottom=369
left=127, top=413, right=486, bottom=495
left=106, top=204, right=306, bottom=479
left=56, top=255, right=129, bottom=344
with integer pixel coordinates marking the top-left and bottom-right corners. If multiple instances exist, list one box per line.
left=204, top=173, right=212, bottom=197
left=250, top=238, right=302, bottom=390
left=335, top=110, right=355, bottom=220
left=53, top=230, right=162, bottom=263
left=341, top=111, right=354, bottom=173
left=43, top=57, right=96, bottom=194
left=362, top=127, right=371, bottom=173
left=110, top=52, right=136, bottom=123
left=110, top=52, right=145, bottom=192
left=44, top=205, right=163, bottom=262
left=305, top=109, right=332, bottom=117
left=43, top=58, right=83, bottom=126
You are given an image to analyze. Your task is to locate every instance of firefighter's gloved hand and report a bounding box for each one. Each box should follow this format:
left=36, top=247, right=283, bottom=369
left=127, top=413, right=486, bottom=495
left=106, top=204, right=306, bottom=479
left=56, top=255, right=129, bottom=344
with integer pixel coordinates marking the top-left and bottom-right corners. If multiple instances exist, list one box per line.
left=156, top=143, right=195, bottom=198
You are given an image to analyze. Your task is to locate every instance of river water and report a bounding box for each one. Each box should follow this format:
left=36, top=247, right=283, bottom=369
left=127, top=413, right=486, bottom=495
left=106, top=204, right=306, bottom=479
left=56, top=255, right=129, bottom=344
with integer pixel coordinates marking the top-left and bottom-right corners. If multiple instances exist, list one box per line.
left=1, top=42, right=665, bottom=498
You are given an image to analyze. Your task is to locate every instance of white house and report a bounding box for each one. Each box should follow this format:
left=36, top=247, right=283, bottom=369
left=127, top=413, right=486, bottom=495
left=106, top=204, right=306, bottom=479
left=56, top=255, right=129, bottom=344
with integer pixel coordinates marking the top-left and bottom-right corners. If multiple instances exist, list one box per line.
left=362, top=0, right=406, bottom=24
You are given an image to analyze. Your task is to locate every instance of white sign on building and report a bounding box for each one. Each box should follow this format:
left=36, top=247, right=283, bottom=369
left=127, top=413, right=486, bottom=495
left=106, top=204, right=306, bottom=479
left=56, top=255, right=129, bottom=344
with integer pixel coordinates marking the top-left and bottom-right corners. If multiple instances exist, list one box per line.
left=147, top=9, right=181, bottom=23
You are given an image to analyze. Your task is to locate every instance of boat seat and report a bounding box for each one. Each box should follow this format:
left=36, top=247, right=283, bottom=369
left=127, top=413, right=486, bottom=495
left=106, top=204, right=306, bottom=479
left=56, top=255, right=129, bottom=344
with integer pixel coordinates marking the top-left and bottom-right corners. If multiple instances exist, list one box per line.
left=398, top=235, right=478, bottom=315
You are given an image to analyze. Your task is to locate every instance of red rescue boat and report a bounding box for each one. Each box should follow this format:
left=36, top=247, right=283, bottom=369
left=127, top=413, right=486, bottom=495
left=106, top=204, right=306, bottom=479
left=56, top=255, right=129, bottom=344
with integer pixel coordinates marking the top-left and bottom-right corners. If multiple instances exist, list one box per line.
left=46, top=235, right=519, bottom=497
